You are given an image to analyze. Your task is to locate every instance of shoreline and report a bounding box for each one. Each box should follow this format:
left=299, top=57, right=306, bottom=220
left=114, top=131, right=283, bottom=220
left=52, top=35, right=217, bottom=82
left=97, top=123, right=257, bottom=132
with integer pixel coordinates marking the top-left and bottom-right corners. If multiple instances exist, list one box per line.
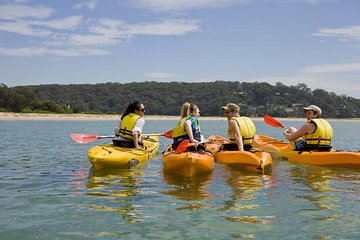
left=1, top=112, right=360, bottom=121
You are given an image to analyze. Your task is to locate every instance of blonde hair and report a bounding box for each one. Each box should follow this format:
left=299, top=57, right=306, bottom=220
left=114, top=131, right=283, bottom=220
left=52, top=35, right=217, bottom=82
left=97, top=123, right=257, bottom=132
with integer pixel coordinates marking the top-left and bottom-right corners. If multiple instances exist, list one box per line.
left=180, top=102, right=198, bottom=118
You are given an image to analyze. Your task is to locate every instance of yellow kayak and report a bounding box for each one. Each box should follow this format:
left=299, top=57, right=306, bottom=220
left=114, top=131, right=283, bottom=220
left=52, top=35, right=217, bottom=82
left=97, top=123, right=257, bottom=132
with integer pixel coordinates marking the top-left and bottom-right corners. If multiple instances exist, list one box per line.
left=280, top=148, right=360, bottom=166
left=205, top=135, right=272, bottom=170
left=253, top=134, right=291, bottom=159
left=162, top=146, right=214, bottom=177
left=254, top=134, right=360, bottom=166
left=88, top=135, right=160, bottom=169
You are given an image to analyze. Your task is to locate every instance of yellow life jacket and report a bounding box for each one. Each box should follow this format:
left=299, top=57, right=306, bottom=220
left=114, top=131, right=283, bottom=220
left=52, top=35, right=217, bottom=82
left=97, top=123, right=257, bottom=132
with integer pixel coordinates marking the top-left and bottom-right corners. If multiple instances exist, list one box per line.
left=305, top=118, right=333, bottom=146
left=228, top=116, right=256, bottom=145
left=117, top=113, right=141, bottom=140
left=172, top=116, right=201, bottom=141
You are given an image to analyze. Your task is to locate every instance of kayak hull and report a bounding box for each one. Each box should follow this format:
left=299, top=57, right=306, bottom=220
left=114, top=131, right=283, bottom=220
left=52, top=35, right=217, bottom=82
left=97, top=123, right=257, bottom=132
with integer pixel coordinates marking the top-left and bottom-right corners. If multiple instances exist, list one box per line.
left=253, top=134, right=291, bottom=159
left=87, top=136, right=160, bottom=169
left=162, top=147, right=214, bottom=177
left=281, top=149, right=360, bottom=166
left=216, top=150, right=272, bottom=170
left=205, top=135, right=272, bottom=170
left=254, top=135, right=360, bottom=166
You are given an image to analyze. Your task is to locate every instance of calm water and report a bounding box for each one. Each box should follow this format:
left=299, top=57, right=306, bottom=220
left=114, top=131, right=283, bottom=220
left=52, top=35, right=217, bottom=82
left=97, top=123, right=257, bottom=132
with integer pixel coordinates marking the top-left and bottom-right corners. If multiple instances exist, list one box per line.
left=1, top=119, right=360, bottom=239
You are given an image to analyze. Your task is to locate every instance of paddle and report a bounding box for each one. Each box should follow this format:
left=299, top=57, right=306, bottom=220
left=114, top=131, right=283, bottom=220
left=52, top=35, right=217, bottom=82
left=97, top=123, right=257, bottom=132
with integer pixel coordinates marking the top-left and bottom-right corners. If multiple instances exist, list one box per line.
left=175, top=139, right=210, bottom=152
left=263, top=114, right=285, bottom=128
left=141, top=129, right=173, bottom=139
left=70, top=133, right=115, bottom=144
left=71, top=130, right=173, bottom=144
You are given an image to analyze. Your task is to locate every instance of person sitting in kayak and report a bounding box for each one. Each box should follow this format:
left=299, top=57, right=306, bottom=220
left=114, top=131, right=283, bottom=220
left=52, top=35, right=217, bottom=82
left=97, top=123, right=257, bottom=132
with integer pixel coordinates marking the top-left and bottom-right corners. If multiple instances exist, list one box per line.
left=172, top=102, right=205, bottom=151
left=283, top=105, right=333, bottom=151
left=113, top=101, right=146, bottom=150
left=222, top=103, right=256, bottom=151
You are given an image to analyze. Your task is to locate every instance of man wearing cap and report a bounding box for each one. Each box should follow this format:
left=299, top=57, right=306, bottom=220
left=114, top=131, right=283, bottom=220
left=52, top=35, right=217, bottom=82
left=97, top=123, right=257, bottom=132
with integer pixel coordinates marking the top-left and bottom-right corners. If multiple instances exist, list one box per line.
left=283, top=105, right=333, bottom=151
left=222, top=103, right=256, bottom=151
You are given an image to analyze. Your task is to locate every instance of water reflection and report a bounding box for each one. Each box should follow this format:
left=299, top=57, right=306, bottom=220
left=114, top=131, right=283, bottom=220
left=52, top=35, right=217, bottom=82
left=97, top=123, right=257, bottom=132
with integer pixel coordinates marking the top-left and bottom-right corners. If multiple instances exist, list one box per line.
left=219, top=165, right=267, bottom=211
left=161, top=171, right=213, bottom=210
left=289, top=164, right=340, bottom=235
left=86, top=167, right=144, bottom=223
left=218, top=165, right=277, bottom=226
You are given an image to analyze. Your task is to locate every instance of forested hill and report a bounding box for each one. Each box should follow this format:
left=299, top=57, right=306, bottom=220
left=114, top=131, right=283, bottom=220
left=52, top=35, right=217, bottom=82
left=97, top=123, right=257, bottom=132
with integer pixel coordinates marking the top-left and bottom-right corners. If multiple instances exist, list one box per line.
left=1, top=81, right=360, bottom=118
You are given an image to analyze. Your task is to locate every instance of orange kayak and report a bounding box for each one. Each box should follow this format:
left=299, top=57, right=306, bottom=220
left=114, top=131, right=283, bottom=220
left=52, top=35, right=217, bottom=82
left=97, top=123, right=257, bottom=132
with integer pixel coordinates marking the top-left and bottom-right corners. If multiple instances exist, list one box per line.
left=205, top=135, right=272, bottom=170
left=216, top=151, right=272, bottom=170
left=162, top=146, right=214, bottom=177
left=254, top=135, right=360, bottom=166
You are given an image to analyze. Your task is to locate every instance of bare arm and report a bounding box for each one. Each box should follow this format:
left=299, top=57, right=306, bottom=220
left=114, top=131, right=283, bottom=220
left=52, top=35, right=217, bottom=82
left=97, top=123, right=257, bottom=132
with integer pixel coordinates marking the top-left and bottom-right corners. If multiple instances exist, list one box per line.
left=185, top=119, right=198, bottom=144
left=229, top=119, right=244, bottom=151
left=283, top=122, right=316, bottom=141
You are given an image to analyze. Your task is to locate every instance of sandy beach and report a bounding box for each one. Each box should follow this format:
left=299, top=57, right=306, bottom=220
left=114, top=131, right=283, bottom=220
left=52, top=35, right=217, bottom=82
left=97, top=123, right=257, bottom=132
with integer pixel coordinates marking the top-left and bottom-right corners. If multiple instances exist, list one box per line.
left=0, top=112, right=359, bottom=121
left=0, top=112, right=218, bottom=121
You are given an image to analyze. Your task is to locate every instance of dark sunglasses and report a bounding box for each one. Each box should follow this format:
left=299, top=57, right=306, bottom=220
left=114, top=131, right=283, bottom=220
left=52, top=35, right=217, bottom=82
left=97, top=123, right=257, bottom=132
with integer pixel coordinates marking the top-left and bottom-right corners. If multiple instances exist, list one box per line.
left=139, top=108, right=145, bottom=112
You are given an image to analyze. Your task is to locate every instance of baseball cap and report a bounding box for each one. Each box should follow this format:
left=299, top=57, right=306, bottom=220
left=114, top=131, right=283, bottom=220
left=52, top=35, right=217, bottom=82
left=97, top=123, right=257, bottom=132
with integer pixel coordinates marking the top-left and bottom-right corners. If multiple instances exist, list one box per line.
left=222, top=103, right=240, bottom=112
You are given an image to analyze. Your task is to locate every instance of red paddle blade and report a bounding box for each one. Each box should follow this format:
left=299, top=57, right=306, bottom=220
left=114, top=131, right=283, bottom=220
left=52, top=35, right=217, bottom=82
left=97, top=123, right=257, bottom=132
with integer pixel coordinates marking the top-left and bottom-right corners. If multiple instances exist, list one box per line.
left=162, top=130, right=173, bottom=139
left=208, top=135, right=227, bottom=143
left=175, top=140, right=192, bottom=152
left=263, top=114, right=285, bottom=128
left=70, top=134, right=99, bottom=143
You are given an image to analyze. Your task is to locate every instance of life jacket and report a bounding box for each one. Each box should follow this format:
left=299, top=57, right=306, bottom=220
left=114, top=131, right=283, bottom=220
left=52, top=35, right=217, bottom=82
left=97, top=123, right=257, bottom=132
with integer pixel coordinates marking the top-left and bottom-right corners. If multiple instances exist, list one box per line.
left=228, top=116, right=256, bottom=145
left=305, top=118, right=333, bottom=146
left=116, top=113, right=141, bottom=140
left=172, top=116, right=201, bottom=143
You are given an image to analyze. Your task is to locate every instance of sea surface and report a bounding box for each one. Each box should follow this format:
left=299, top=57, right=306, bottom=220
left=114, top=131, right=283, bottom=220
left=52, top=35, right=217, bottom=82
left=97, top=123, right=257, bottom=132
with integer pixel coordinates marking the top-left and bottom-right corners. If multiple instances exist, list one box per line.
left=1, top=119, right=360, bottom=239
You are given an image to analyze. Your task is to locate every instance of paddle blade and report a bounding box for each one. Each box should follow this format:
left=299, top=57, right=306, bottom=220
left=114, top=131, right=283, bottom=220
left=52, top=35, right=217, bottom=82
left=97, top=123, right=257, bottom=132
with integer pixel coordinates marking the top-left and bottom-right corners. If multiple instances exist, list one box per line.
left=208, top=135, right=227, bottom=143
left=70, top=134, right=99, bottom=144
left=162, top=130, right=173, bottom=139
left=264, top=115, right=285, bottom=128
left=175, top=140, right=192, bottom=152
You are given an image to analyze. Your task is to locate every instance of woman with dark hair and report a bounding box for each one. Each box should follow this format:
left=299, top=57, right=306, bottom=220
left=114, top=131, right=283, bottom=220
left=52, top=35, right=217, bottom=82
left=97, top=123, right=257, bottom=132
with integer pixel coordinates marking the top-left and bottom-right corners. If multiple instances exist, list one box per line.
left=113, top=101, right=146, bottom=149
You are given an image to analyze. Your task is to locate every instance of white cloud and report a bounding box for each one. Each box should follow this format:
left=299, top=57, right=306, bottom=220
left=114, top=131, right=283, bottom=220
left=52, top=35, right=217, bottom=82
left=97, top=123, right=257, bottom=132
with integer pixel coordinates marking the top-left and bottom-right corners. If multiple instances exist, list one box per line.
left=314, top=25, right=360, bottom=41
left=302, top=62, right=360, bottom=73
left=29, top=16, right=83, bottom=30
left=73, top=0, right=99, bottom=11
left=0, top=47, right=111, bottom=57
left=130, top=0, right=241, bottom=12
left=65, top=34, right=119, bottom=46
left=0, top=4, right=54, bottom=20
left=0, top=21, right=52, bottom=37
left=145, top=72, right=178, bottom=79
left=127, top=19, right=201, bottom=36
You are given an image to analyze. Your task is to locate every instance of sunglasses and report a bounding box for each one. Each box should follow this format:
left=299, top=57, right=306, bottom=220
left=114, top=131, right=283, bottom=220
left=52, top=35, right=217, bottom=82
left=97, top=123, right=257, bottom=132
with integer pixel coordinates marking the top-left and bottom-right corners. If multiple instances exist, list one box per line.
left=139, top=108, right=145, bottom=112
left=224, top=110, right=231, bottom=114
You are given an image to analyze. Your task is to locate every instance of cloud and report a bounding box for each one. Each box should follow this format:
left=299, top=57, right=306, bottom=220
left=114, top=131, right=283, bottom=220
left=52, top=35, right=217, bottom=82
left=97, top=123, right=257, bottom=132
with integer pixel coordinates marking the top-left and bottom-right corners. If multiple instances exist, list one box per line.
left=130, top=0, right=241, bottom=12
left=145, top=72, right=178, bottom=79
left=29, top=16, right=83, bottom=30
left=0, top=16, right=82, bottom=37
left=0, top=21, right=52, bottom=37
left=0, top=2, right=202, bottom=57
left=127, top=19, right=201, bottom=36
left=0, top=47, right=111, bottom=57
left=302, top=62, right=360, bottom=73
left=314, top=25, right=360, bottom=41
left=0, top=4, right=54, bottom=20
left=73, top=0, right=99, bottom=11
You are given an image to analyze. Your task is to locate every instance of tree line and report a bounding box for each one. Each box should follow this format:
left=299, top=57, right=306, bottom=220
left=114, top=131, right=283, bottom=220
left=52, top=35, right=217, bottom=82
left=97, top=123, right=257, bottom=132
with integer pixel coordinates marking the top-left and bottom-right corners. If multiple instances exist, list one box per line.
left=1, top=81, right=360, bottom=118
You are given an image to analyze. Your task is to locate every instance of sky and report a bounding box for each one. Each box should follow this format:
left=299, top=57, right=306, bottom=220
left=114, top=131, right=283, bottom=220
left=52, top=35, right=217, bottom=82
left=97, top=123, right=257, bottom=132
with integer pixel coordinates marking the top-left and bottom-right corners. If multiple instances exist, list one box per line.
left=1, top=0, right=360, bottom=98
